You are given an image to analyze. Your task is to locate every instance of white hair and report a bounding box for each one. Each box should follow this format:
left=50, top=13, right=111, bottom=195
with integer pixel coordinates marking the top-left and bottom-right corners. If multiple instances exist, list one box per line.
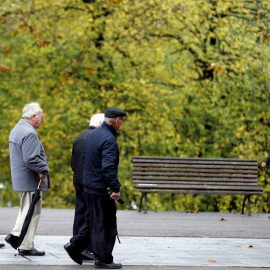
left=22, top=102, right=41, bottom=118
left=104, top=117, right=116, bottom=124
left=89, top=113, right=105, bottom=127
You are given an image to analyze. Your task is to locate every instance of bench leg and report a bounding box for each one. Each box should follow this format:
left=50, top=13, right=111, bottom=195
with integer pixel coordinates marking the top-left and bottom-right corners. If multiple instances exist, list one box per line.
left=247, top=195, right=251, bottom=216
left=143, top=193, right=147, bottom=214
left=241, top=195, right=251, bottom=216
left=138, top=193, right=148, bottom=214
left=138, top=193, right=143, bottom=212
left=171, top=193, right=175, bottom=210
left=241, top=195, right=247, bottom=215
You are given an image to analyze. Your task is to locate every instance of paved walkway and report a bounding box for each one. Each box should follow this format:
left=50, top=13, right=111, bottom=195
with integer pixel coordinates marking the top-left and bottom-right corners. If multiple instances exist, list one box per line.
left=1, top=208, right=270, bottom=268
left=1, top=235, right=270, bottom=267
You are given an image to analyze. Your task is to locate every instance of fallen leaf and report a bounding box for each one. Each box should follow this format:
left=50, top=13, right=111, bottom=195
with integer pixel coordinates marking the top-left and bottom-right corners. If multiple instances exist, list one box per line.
left=220, top=217, right=226, bottom=221
left=242, top=245, right=253, bottom=248
left=209, top=259, right=216, bottom=263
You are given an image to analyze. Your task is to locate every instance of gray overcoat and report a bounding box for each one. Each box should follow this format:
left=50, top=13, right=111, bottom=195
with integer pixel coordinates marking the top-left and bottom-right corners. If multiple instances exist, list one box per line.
left=9, top=119, right=50, bottom=192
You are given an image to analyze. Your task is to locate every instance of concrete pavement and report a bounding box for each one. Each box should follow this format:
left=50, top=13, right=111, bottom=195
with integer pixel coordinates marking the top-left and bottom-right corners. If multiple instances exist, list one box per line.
left=1, top=235, right=270, bottom=268
left=0, top=208, right=270, bottom=269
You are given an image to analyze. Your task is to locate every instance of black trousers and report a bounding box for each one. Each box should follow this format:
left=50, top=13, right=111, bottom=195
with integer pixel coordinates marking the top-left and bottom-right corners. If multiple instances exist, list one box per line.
left=71, top=192, right=117, bottom=263
left=73, top=189, right=87, bottom=236
left=72, top=189, right=92, bottom=252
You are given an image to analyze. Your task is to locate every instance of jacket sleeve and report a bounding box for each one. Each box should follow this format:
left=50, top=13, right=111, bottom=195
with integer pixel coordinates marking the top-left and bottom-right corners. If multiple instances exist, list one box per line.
left=22, top=132, right=49, bottom=173
left=101, top=139, right=121, bottom=192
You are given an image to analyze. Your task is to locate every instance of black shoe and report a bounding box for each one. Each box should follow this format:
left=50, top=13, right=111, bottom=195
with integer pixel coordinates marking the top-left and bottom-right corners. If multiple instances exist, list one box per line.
left=95, top=260, right=122, bottom=269
left=0, top=243, right=4, bottom=248
left=18, top=248, right=45, bottom=256
left=64, top=242, right=82, bottom=265
left=81, top=250, right=95, bottom=260
left=5, top=234, right=19, bottom=249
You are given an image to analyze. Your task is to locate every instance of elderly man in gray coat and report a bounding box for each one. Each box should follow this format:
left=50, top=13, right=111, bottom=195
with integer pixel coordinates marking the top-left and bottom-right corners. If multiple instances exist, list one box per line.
left=5, top=102, right=50, bottom=256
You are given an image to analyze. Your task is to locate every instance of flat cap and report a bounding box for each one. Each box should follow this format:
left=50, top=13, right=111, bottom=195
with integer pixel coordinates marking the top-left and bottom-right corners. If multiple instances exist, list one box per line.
left=105, top=107, right=127, bottom=118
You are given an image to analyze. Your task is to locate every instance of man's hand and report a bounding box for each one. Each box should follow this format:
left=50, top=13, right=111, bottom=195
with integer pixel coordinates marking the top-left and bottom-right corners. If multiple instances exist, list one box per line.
left=111, top=192, right=120, bottom=200
left=39, top=173, right=47, bottom=181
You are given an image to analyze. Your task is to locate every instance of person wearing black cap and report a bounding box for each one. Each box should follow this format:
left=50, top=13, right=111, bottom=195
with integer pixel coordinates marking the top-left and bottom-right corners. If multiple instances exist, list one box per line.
left=64, top=107, right=127, bottom=269
left=71, top=113, right=104, bottom=261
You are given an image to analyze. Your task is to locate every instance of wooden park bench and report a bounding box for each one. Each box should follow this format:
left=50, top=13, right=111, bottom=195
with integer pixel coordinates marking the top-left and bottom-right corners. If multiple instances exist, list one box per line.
left=132, top=156, right=263, bottom=215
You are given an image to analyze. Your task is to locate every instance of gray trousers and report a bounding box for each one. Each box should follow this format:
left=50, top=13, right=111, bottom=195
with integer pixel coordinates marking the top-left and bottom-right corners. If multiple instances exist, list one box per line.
left=11, top=191, right=42, bottom=250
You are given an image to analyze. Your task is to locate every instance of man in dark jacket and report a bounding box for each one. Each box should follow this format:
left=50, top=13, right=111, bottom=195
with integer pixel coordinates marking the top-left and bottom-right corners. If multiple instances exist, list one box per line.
left=64, top=107, right=127, bottom=269
left=71, top=113, right=104, bottom=260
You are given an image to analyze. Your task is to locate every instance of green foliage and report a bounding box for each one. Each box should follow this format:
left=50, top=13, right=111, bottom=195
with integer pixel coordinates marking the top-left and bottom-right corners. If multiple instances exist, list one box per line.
left=1, top=0, right=270, bottom=213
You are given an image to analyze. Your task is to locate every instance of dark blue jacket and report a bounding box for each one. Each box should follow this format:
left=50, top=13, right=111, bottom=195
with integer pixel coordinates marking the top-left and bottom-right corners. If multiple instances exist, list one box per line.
left=83, top=122, right=121, bottom=192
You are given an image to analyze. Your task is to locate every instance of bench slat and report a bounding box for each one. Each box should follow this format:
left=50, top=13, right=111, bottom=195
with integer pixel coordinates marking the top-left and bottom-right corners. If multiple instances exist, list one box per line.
left=133, top=173, right=257, bottom=179
left=132, top=156, right=257, bottom=162
left=132, top=158, right=256, bottom=165
left=136, top=189, right=263, bottom=196
left=133, top=175, right=258, bottom=181
left=133, top=163, right=257, bottom=170
left=134, top=183, right=263, bottom=191
left=133, top=179, right=258, bottom=184
left=134, top=182, right=258, bottom=187
left=132, top=168, right=257, bottom=175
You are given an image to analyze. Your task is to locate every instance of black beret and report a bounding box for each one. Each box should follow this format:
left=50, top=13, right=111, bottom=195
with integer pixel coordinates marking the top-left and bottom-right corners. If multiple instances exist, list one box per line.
left=105, top=107, right=127, bottom=118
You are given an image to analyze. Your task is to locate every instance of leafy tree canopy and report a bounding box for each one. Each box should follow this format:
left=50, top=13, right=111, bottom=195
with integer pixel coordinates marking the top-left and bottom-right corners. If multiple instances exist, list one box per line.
left=1, top=0, right=270, bottom=213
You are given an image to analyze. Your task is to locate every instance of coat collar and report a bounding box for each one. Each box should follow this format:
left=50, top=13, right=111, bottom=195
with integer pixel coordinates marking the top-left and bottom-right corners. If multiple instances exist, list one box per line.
left=102, top=122, right=117, bottom=137
left=19, top=119, right=36, bottom=131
